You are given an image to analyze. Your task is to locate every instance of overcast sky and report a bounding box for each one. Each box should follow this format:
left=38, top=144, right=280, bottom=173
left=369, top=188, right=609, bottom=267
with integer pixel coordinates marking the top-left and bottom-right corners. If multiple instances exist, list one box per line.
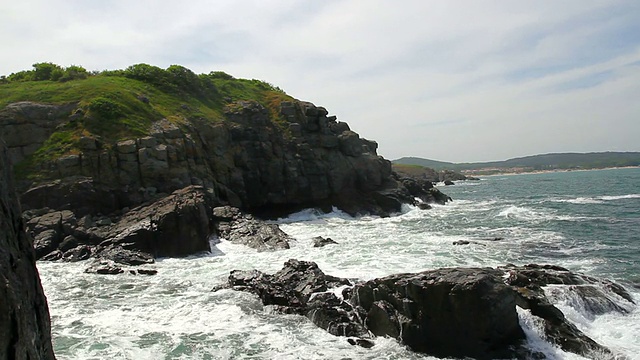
left=2, top=1, right=639, bottom=162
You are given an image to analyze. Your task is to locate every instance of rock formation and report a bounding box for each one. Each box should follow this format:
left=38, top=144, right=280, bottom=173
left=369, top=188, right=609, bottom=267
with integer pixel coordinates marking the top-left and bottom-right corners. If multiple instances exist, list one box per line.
left=1, top=99, right=450, bottom=261
left=3, top=100, right=438, bottom=218
left=216, top=260, right=634, bottom=359
left=0, top=141, right=56, bottom=360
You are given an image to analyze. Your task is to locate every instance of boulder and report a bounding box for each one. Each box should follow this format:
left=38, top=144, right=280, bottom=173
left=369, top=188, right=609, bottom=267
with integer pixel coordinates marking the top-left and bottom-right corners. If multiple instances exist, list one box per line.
left=213, top=207, right=292, bottom=251
left=312, top=236, right=338, bottom=247
left=92, top=186, right=214, bottom=257
left=352, top=268, right=525, bottom=359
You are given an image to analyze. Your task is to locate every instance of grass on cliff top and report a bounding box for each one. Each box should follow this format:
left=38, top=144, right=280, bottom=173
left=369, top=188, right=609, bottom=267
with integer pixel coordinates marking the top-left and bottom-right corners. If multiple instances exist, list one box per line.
left=1, top=64, right=295, bottom=175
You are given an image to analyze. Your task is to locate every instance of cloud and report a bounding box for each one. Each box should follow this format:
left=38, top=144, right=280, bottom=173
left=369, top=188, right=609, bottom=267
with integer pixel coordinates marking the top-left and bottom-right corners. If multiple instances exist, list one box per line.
left=1, top=0, right=639, bottom=162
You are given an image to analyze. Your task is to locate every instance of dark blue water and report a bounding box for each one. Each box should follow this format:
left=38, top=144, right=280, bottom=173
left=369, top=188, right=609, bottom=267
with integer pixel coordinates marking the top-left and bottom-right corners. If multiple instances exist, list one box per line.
left=441, top=168, right=640, bottom=285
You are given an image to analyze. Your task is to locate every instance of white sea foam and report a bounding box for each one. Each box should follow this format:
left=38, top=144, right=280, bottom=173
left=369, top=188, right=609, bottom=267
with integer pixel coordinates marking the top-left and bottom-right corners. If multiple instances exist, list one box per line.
left=599, top=194, right=640, bottom=201
left=552, top=197, right=605, bottom=204
left=551, top=193, right=640, bottom=204
left=37, top=170, right=640, bottom=359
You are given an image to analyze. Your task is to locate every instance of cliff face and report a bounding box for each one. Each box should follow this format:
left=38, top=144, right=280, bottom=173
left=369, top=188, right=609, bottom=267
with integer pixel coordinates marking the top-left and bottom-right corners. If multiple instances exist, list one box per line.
left=1, top=87, right=450, bottom=261
left=0, top=141, right=56, bottom=360
left=3, top=99, right=408, bottom=218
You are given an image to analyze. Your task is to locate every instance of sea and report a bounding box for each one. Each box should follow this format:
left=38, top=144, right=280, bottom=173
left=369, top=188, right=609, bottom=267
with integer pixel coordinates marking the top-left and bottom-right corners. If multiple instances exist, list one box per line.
left=37, top=167, right=640, bottom=360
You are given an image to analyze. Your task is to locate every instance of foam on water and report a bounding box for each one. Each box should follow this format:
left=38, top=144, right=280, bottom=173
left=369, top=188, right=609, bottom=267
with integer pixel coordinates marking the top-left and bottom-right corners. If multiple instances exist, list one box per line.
left=38, top=168, right=640, bottom=359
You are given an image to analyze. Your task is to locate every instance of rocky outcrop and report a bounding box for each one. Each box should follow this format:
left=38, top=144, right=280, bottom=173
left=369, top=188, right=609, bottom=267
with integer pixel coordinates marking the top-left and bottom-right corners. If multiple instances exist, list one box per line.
left=391, top=164, right=478, bottom=184
left=211, top=206, right=293, bottom=251
left=0, top=141, right=56, bottom=359
left=24, top=185, right=214, bottom=261
left=24, top=190, right=296, bottom=261
left=312, top=236, right=338, bottom=247
left=3, top=100, right=446, bottom=220
left=0, top=101, right=76, bottom=164
left=217, top=260, right=634, bottom=359
left=1, top=99, right=452, bottom=260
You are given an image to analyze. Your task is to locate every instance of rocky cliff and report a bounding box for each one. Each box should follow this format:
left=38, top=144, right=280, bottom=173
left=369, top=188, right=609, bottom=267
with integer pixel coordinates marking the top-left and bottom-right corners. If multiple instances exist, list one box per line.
left=3, top=100, right=428, bottom=217
left=0, top=140, right=56, bottom=360
left=1, top=69, right=450, bottom=261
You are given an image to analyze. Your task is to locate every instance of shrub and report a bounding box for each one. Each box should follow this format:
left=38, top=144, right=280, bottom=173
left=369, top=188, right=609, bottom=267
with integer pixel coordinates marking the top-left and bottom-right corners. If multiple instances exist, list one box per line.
left=32, top=62, right=63, bottom=81
left=59, top=65, right=89, bottom=82
left=88, top=97, right=123, bottom=119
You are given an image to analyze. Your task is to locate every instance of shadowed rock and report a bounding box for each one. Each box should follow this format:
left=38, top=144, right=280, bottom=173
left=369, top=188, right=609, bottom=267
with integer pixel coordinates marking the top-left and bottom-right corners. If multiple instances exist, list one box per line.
left=0, top=141, right=56, bottom=359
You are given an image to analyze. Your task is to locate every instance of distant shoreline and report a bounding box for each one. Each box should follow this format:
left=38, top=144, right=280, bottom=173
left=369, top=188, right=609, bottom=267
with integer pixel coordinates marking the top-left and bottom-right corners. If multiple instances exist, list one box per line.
left=475, top=165, right=640, bottom=177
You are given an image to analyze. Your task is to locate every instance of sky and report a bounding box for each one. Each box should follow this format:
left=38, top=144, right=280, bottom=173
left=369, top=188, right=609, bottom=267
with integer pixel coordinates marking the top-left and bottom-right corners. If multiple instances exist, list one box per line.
left=2, top=1, right=639, bottom=162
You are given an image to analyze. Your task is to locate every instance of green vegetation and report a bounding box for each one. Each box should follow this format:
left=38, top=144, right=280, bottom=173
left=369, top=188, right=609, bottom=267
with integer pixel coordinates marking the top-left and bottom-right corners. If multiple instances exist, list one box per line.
left=394, top=152, right=640, bottom=174
left=1, top=63, right=295, bottom=173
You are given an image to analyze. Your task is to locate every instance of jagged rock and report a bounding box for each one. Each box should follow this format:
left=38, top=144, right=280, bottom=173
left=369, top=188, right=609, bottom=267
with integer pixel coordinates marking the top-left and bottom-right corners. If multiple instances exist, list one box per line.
left=214, top=207, right=292, bottom=251
left=452, top=240, right=470, bottom=245
left=85, top=261, right=124, bottom=275
left=347, top=338, right=375, bottom=348
left=33, top=229, right=60, bottom=258
left=503, top=264, right=633, bottom=358
left=417, top=202, right=432, bottom=210
left=7, top=99, right=452, bottom=223
left=0, top=141, right=56, bottom=359
left=220, top=260, right=632, bottom=360
left=6, top=99, right=455, bottom=258
left=0, top=101, right=76, bottom=163
left=92, top=186, right=214, bottom=258
left=58, top=235, right=79, bottom=252
left=62, top=245, right=92, bottom=262
left=136, top=269, right=158, bottom=275
left=444, top=180, right=455, bottom=185
left=312, top=236, right=338, bottom=247
left=96, top=245, right=154, bottom=266
left=353, top=268, right=525, bottom=359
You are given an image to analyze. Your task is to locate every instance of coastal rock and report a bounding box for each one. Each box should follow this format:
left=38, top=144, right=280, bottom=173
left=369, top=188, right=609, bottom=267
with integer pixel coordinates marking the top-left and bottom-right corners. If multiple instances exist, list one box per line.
left=28, top=190, right=297, bottom=262
left=3, top=98, right=455, bottom=259
left=6, top=99, right=453, bottom=226
left=0, top=141, right=56, bottom=359
left=215, top=259, right=365, bottom=337
left=213, top=206, right=292, bottom=251
left=503, top=264, right=633, bottom=358
left=0, top=101, right=76, bottom=163
left=220, top=260, right=633, bottom=359
left=92, top=186, right=214, bottom=257
left=353, top=268, right=525, bottom=359
left=312, top=236, right=338, bottom=247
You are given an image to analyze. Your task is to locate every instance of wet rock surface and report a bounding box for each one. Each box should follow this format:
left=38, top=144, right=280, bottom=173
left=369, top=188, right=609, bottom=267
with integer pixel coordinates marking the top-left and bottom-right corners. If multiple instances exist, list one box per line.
left=312, top=236, right=338, bottom=247
left=0, top=141, right=56, bottom=359
left=212, top=206, right=292, bottom=251
left=218, top=260, right=634, bottom=359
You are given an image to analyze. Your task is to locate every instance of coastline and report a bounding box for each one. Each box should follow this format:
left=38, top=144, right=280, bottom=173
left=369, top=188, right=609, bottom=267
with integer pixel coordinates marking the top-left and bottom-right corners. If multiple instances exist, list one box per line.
left=469, top=165, right=640, bottom=178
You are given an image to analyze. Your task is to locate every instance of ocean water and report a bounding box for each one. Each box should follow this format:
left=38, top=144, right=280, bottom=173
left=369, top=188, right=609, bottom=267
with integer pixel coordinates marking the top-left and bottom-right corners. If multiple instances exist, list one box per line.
left=37, top=167, right=640, bottom=359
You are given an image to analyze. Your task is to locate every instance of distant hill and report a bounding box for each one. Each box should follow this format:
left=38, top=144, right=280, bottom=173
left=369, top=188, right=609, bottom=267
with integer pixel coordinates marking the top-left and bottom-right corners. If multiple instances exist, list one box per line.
left=394, top=152, right=640, bottom=174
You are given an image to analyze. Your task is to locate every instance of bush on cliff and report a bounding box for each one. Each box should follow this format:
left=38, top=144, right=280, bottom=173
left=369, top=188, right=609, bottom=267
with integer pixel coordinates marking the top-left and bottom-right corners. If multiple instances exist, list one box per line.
left=0, top=63, right=293, bottom=179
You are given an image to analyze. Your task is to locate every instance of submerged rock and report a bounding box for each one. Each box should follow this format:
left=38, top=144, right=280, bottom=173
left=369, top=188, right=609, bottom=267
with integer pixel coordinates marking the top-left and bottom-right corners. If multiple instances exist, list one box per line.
left=312, top=236, right=338, bottom=247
